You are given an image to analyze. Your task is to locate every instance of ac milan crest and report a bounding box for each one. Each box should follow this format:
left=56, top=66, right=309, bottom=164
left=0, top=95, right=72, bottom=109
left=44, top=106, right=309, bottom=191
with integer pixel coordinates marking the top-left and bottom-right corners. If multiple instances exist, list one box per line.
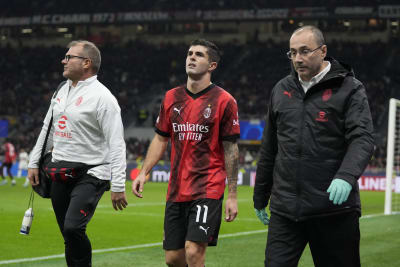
left=322, top=89, right=332, bottom=102
left=204, top=104, right=211, bottom=119
left=75, top=96, right=83, bottom=106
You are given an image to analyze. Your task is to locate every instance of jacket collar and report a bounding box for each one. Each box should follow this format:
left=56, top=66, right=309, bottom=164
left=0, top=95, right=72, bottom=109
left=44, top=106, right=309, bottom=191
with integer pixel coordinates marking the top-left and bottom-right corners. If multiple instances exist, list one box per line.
left=290, top=57, right=354, bottom=82
left=289, top=57, right=354, bottom=95
left=68, top=75, right=97, bottom=88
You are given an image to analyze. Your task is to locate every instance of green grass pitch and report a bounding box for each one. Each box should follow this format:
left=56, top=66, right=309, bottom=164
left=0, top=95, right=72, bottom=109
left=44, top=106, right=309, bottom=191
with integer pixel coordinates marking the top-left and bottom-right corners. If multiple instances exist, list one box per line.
left=0, top=178, right=399, bottom=266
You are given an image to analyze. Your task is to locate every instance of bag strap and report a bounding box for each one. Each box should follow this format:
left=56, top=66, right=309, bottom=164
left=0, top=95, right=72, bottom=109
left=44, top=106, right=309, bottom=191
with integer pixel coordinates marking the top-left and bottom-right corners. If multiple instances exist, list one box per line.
left=40, top=81, right=67, bottom=160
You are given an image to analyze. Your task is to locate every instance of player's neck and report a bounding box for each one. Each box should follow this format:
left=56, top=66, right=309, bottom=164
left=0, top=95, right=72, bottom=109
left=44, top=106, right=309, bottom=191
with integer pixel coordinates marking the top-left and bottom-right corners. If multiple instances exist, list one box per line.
left=186, top=77, right=212, bottom=94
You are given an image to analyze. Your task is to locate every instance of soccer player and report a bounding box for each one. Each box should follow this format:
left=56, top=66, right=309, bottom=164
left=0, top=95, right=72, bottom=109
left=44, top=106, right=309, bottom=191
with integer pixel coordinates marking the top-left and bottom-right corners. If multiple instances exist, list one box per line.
left=253, top=25, right=374, bottom=267
left=18, top=148, right=30, bottom=187
left=28, top=40, right=128, bottom=266
left=0, top=138, right=17, bottom=186
left=132, top=39, right=240, bottom=267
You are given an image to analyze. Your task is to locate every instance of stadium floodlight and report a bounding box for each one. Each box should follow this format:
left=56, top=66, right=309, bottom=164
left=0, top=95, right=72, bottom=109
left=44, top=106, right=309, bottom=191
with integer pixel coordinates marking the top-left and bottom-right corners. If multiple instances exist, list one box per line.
left=21, top=28, right=32, bottom=34
left=57, top=27, right=68, bottom=33
left=384, top=98, right=400, bottom=215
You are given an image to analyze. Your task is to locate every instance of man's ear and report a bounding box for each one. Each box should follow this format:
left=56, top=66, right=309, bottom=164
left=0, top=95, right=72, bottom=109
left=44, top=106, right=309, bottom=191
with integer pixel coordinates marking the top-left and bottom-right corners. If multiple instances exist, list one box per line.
left=83, top=59, right=92, bottom=71
left=321, top=45, right=327, bottom=58
left=209, top=61, right=217, bottom=72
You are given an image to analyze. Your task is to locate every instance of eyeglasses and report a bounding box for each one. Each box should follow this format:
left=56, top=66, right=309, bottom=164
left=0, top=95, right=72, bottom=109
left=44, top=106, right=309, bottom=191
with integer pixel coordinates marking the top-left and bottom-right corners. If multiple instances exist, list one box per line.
left=286, top=45, right=323, bottom=60
left=64, top=55, right=89, bottom=62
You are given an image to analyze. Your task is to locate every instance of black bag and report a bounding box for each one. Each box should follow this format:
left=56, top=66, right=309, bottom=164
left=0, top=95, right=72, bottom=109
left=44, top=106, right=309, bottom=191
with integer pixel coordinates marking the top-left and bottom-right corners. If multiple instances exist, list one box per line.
left=32, top=81, right=65, bottom=198
left=44, top=154, right=101, bottom=183
left=33, top=152, right=52, bottom=198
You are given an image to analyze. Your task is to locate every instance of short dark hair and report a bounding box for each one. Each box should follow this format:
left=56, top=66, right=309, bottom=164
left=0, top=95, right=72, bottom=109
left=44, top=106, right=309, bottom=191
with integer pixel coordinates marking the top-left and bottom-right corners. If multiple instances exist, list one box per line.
left=292, top=25, right=325, bottom=46
left=190, top=39, right=221, bottom=63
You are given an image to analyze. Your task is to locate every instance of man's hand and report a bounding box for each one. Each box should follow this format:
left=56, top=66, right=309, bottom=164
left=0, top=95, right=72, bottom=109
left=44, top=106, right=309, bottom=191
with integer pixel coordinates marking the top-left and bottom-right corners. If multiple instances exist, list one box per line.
left=225, top=194, right=238, bottom=222
left=255, top=208, right=270, bottom=225
left=132, top=173, right=147, bottom=198
left=27, top=168, right=39, bottom=186
left=327, top=178, right=352, bottom=205
left=111, top=191, right=128, bottom=211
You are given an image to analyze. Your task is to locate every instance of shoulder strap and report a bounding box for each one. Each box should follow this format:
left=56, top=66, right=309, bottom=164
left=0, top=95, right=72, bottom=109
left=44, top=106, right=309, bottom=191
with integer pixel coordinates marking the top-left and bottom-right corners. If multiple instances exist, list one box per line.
left=52, top=81, right=66, bottom=99
left=40, top=81, right=67, bottom=159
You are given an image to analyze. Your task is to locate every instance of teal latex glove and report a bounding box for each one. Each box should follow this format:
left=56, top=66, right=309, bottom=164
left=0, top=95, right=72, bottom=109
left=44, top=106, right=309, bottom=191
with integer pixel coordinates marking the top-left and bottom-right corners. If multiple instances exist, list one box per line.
left=255, top=208, right=270, bottom=225
left=327, top=178, right=352, bottom=205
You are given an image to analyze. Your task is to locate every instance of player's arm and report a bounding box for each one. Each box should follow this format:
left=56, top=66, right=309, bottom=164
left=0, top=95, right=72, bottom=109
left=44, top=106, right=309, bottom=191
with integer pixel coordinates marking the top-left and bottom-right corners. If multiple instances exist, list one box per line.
left=223, top=140, right=239, bottom=222
left=132, top=133, right=169, bottom=198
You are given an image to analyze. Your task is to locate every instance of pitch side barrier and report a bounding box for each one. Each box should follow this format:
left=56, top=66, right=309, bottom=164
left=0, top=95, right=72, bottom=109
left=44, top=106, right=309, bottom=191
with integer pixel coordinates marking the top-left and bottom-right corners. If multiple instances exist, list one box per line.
left=4, top=161, right=386, bottom=190
left=126, top=162, right=387, bottom=190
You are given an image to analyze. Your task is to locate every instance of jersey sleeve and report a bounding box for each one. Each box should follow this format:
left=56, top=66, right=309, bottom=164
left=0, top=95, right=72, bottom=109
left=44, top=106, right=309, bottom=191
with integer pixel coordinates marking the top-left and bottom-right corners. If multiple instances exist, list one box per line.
left=155, top=97, right=171, bottom=137
left=220, top=96, right=240, bottom=142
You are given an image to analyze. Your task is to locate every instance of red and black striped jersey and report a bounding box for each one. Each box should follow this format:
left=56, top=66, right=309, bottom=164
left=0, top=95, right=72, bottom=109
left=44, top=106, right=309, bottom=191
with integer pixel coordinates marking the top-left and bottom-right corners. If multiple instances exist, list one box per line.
left=3, top=142, right=16, bottom=163
left=156, top=84, right=240, bottom=202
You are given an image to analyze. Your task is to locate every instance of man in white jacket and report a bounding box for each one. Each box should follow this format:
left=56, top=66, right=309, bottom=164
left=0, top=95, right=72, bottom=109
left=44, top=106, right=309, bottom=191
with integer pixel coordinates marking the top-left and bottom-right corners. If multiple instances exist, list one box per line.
left=28, top=40, right=127, bottom=267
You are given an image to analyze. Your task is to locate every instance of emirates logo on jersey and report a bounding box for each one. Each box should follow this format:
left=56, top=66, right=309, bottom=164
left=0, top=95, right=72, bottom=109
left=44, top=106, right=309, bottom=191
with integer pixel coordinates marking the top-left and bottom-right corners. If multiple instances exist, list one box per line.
left=203, top=104, right=211, bottom=119
left=172, top=122, right=209, bottom=141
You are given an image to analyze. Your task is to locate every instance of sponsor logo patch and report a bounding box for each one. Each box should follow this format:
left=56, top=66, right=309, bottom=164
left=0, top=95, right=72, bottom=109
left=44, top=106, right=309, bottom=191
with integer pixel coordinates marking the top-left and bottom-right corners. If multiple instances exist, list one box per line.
left=315, top=111, right=328, bottom=122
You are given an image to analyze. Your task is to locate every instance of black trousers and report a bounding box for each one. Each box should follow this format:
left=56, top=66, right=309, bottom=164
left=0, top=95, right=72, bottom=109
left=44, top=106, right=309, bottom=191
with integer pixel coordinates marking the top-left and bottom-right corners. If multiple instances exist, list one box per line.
left=51, top=174, right=109, bottom=267
left=265, top=211, right=360, bottom=267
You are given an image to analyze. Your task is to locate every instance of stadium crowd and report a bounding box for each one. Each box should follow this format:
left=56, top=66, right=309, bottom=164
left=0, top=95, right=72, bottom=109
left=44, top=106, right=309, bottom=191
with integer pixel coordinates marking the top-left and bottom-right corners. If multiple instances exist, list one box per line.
left=0, top=0, right=398, bottom=16
left=0, top=38, right=397, bottom=170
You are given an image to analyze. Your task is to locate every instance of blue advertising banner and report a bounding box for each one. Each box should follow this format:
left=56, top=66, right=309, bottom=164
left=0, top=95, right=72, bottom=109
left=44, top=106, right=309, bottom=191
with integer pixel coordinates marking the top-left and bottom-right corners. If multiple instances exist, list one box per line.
left=0, top=120, right=9, bottom=137
left=239, top=119, right=265, bottom=141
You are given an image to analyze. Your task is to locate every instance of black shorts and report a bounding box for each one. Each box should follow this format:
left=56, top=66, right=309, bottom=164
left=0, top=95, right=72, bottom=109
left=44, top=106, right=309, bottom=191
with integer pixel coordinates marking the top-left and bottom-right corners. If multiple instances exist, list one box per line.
left=163, top=198, right=223, bottom=250
left=1, top=162, right=12, bottom=169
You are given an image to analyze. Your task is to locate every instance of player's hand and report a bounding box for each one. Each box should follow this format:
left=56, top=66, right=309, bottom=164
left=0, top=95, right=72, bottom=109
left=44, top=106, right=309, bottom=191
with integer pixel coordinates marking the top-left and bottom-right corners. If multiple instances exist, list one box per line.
left=255, top=208, right=270, bottom=225
left=225, top=193, right=238, bottom=222
left=132, top=173, right=147, bottom=198
left=27, top=168, right=39, bottom=186
left=327, top=178, right=352, bottom=205
left=111, top=191, right=128, bottom=211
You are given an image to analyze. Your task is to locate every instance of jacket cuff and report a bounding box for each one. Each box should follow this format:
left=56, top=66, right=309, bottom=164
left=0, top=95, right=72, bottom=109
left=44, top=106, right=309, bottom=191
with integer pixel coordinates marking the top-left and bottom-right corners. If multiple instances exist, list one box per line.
left=334, top=172, right=358, bottom=188
left=111, top=183, right=125, bottom=192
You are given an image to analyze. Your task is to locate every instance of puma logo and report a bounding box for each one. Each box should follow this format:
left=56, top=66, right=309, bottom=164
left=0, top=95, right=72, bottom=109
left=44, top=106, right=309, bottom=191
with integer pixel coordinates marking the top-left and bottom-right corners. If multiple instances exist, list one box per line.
left=199, top=226, right=210, bottom=235
left=173, top=107, right=182, bottom=115
left=284, top=91, right=292, bottom=98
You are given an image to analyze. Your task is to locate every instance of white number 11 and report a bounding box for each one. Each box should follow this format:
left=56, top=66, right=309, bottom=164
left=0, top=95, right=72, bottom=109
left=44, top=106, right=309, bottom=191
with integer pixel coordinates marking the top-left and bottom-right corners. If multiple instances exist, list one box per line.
left=195, top=205, right=208, bottom=223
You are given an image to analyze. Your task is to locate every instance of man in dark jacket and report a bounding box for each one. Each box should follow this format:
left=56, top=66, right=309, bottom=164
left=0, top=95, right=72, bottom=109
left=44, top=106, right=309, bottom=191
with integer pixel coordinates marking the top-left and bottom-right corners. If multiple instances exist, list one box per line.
left=253, top=25, right=374, bottom=267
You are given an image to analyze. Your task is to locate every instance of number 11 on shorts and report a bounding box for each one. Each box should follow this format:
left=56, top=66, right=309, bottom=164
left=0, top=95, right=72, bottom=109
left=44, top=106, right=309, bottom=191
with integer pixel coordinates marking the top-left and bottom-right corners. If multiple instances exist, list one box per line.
left=196, top=205, right=208, bottom=223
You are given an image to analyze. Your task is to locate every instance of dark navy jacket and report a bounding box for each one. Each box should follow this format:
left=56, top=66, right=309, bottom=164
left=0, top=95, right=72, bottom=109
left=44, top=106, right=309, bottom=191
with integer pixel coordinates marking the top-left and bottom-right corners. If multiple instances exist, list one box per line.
left=253, top=57, right=374, bottom=221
